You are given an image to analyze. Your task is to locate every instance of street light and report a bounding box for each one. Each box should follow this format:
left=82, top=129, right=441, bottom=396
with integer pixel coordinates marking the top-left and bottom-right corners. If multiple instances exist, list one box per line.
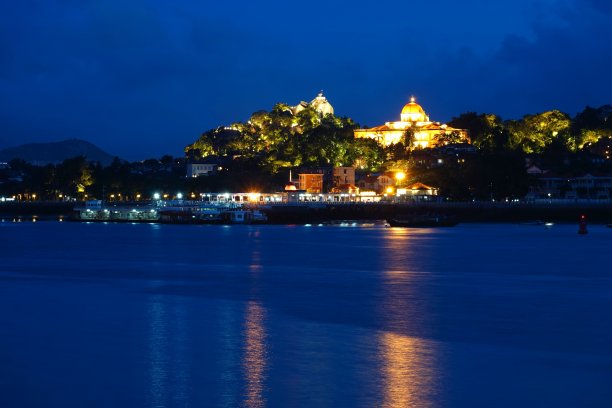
left=395, top=171, right=406, bottom=184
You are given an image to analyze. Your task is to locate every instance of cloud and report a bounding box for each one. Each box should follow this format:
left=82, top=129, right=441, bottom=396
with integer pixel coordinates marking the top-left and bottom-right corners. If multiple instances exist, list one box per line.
left=1, top=0, right=611, bottom=158
left=585, top=0, right=612, bottom=14
left=419, top=0, right=612, bottom=121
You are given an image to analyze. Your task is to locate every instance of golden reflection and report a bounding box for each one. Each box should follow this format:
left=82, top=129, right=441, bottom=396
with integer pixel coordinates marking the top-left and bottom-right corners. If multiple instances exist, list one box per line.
left=380, top=332, right=435, bottom=408
left=243, top=301, right=267, bottom=408
left=379, top=228, right=438, bottom=407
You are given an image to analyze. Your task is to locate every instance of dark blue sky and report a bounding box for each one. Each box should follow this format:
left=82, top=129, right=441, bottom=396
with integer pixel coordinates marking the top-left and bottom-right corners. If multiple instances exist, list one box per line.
left=1, top=0, right=611, bottom=160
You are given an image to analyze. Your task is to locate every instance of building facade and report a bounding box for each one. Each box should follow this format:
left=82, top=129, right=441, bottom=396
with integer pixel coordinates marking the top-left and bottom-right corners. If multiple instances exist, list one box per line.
left=332, top=166, right=356, bottom=187
left=354, top=97, right=467, bottom=149
left=530, top=173, right=612, bottom=200
left=298, top=173, right=324, bottom=193
left=186, top=162, right=218, bottom=178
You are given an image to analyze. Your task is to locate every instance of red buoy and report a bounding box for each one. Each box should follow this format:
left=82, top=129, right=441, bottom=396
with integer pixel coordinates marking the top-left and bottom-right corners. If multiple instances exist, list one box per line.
left=578, top=214, right=588, bottom=235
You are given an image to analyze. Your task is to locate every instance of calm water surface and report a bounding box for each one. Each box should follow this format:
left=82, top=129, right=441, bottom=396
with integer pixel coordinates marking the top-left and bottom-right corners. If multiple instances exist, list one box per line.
left=1, top=221, right=611, bottom=407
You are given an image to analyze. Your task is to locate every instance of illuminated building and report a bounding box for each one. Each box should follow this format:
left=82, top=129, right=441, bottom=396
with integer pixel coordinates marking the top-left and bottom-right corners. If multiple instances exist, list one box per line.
left=292, top=91, right=334, bottom=117
left=357, top=172, right=397, bottom=194
left=331, top=166, right=357, bottom=193
left=354, top=97, right=468, bottom=149
left=298, top=173, right=323, bottom=193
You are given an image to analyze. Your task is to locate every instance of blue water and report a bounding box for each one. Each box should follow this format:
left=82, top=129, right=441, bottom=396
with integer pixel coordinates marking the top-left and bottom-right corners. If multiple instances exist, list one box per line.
left=1, top=220, right=611, bottom=407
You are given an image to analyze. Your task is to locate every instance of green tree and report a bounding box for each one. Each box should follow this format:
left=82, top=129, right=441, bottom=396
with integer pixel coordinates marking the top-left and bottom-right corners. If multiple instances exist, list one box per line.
left=348, top=138, right=384, bottom=171
left=56, top=156, right=94, bottom=196
left=506, top=110, right=571, bottom=153
left=448, top=112, right=504, bottom=150
left=433, top=130, right=464, bottom=146
left=402, top=126, right=416, bottom=150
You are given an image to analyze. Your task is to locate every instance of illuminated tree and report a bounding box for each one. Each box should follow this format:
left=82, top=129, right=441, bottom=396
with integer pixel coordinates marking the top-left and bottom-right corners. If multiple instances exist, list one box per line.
left=433, top=130, right=464, bottom=146
left=402, top=126, right=416, bottom=149
left=506, top=110, right=571, bottom=153
left=348, top=138, right=384, bottom=171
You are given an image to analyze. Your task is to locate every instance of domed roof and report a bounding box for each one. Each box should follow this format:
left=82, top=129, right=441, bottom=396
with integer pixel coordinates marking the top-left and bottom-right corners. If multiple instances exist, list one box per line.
left=310, top=91, right=334, bottom=116
left=400, top=96, right=427, bottom=122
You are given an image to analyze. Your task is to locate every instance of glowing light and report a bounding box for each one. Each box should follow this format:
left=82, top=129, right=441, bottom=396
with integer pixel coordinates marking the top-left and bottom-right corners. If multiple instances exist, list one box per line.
left=395, top=172, right=406, bottom=181
left=153, top=193, right=160, bottom=200
left=386, top=187, right=394, bottom=194
left=248, top=192, right=260, bottom=202
left=176, top=193, right=183, bottom=199
left=244, top=301, right=267, bottom=408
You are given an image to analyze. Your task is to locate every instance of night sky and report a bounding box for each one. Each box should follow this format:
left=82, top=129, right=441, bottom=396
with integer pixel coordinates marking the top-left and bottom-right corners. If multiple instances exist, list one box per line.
left=1, top=0, right=611, bottom=160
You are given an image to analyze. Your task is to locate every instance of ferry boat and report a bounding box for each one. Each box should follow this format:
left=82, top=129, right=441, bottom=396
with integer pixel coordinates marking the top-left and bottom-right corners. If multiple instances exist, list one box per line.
left=74, top=200, right=267, bottom=224
left=74, top=201, right=160, bottom=222
left=159, top=207, right=267, bottom=225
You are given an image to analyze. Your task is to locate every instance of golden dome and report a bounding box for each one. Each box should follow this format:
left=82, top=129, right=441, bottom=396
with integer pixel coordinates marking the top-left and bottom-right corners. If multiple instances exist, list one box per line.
left=400, top=96, right=427, bottom=122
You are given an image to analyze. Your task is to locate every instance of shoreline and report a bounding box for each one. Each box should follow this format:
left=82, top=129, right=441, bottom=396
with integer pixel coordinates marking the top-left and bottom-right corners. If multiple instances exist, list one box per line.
left=2, top=201, right=611, bottom=224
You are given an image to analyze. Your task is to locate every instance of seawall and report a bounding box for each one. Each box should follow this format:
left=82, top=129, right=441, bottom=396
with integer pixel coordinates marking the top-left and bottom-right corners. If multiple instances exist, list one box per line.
left=2, top=201, right=611, bottom=224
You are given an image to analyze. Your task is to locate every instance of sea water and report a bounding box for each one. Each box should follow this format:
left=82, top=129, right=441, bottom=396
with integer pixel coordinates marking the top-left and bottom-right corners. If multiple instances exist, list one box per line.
left=0, top=221, right=611, bottom=407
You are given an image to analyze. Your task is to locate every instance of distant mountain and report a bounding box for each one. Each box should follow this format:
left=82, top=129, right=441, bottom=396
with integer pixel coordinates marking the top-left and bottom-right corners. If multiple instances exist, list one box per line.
left=0, top=139, right=118, bottom=166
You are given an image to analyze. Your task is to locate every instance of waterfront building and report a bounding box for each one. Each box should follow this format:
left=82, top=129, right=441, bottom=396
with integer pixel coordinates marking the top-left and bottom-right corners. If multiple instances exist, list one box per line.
left=332, top=167, right=355, bottom=187
left=357, top=172, right=397, bottom=194
left=354, top=97, right=468, bottom=149
left=397, top=182, right=439, bottom=200
left=331, top=166, right=358, bottom=193
left=298, top=173, right=324, bottom=193
left=530, top=173, right=612, bottom=200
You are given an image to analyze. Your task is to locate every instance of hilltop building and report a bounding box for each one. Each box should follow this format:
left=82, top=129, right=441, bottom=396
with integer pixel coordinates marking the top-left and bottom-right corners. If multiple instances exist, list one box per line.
left=354, top=97, right=467, bottom=149
left=293, top=92, right=334, bottom=117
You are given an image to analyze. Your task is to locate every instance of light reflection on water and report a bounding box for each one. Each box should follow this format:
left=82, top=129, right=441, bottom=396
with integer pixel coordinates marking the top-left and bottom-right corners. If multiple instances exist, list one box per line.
left=379, top=227, right=439, bottom=408
left=243, top=301, right=267, bottom=408
left=243, top=238, right=267, bottom=408
left=147, top=287, right=191, bottom=408
left=2, top=222, right=611, bottom=407
left=379, top=332, right=436, bottom=408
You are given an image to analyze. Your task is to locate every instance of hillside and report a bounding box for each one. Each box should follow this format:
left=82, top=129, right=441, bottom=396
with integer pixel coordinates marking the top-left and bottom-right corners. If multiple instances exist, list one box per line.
left=0, top=139, right=117, bottom=165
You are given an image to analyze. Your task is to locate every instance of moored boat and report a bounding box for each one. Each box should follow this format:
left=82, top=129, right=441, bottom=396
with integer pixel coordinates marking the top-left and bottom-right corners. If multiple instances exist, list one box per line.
left=221, top=209, right=268, bottom=224
left=386, top=215, right=458, bottom=228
